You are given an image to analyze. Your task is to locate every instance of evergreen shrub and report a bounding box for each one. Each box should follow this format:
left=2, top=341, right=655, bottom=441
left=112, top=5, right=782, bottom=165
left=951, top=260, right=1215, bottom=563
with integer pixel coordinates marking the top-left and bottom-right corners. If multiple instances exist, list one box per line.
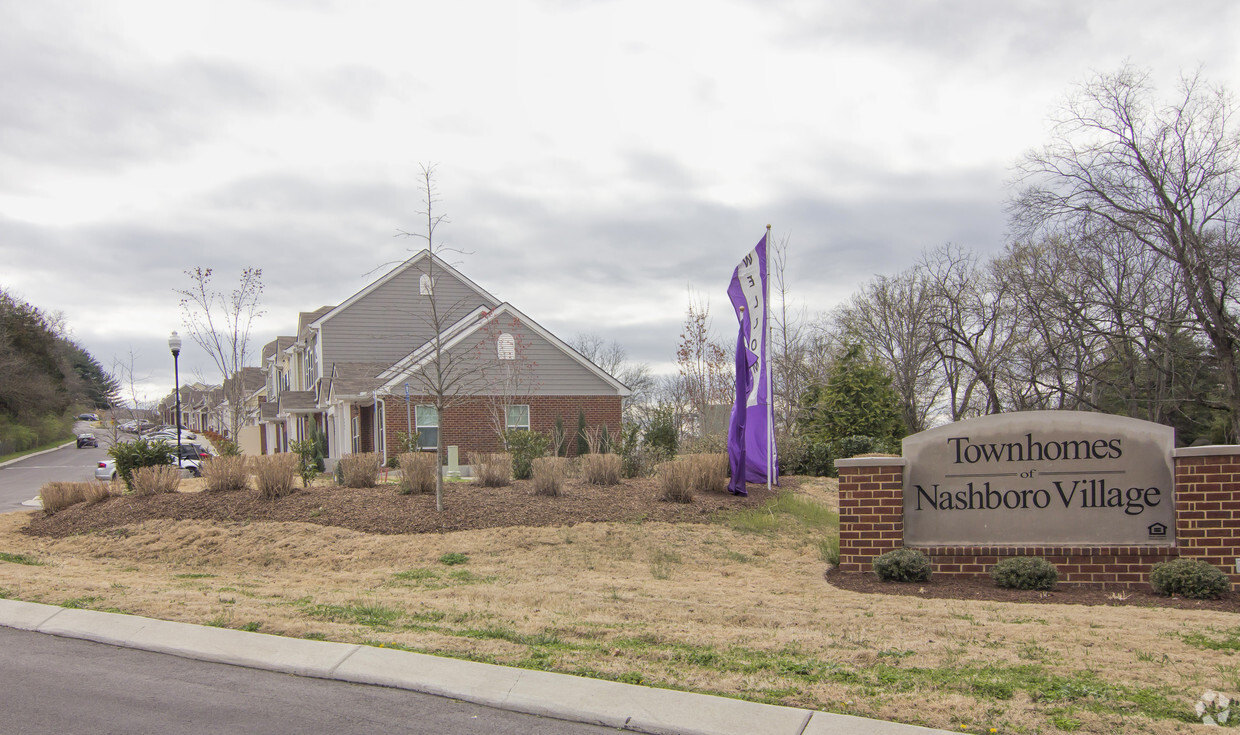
left=991, top=557, right=1059, bottom=590
left=109, top=438, right=173, bottom=491
left=504, top=429, right=549, bottom=480
left=872, top=548, right=932, bottom=583
left=1150, top=558, right=1230, bottom=600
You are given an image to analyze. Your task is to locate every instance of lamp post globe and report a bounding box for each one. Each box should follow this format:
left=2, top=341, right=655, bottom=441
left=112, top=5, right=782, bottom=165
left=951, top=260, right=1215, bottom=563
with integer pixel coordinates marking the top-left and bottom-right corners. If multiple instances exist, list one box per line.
left=169, top=331, right=183, bottom=468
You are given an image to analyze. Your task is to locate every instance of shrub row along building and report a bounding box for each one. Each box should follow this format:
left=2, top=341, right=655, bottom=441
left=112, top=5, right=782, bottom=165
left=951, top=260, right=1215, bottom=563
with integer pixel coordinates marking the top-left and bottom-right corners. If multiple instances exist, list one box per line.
left=166, top=251, right=629, bottom=469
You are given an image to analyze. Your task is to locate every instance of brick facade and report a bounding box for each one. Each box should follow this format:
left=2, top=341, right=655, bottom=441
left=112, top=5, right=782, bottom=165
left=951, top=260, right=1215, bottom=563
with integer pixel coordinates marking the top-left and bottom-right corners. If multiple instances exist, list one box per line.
left=380, top=394, right=622, bottom=461
left=837, top=447, right=1240, bottom=589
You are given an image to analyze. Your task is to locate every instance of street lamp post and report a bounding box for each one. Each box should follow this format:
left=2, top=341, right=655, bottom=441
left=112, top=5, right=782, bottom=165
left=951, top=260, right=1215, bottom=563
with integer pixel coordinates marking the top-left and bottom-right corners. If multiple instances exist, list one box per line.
left=169, top=331, right=182, bottom=468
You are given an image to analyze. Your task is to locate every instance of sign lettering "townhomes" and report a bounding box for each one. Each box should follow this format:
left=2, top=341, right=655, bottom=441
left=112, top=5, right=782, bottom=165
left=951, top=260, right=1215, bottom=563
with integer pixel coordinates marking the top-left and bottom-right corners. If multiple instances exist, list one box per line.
left=902, top=413, right=1175, bottom=546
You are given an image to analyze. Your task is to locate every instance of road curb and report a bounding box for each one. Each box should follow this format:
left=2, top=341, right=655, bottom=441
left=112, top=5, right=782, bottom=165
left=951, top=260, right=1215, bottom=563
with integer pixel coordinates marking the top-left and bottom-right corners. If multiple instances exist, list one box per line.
left=0, top=600, right=951, bottom=734
left=0, top=441, right=76, bottom=469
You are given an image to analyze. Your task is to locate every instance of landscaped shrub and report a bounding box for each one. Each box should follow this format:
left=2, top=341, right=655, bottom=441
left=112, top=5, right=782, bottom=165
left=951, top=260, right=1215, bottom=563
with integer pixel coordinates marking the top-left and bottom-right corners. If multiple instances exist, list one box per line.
left=504, top=429, right=549, bottom=480
left=615, top=424, right=665, bottom=479
left=685, top=453, right=728, bottom=494
left=339, top=452, right=382, bottom=488
left=252, top=453, right=297, bottom=499
left=1150, top=558, right=1230, bottom=600
left=991, top=557, right=1059, bottom=591
left=643, top=405, right=678, bottom=458
left=290, top=439, right=321, bottom=487
left=830, top=435, right=897, bottom=463
left=658, top=459, right=693, bottom=503
left=39, top=481, right=112, bottom=514
left=472, top=452, right=511, bottom=487
left=130, top=465, right=181, bottom=496
left=532, top=456, right=569, bottom=497
left=581, top=453, right=621, bottom=485
left=202, top=455, right=249, bottom=492
left=397, top=452, right=436, bottom=495
left=778, top=435, right=835, bottom=477
left=872, top=548, right=932, bottom=583
left=109, top=438, right=174, bottom=491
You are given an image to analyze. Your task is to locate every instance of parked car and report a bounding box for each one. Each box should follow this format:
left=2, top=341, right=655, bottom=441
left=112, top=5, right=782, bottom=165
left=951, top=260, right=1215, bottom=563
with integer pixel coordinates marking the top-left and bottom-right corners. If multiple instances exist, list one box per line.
left=95, top=459, right=117, bottom=482
left=77, top=413, right=99, bottom=421
left=172, top=443, right=212, bottom=462
left=95, top=454, right=203, bottom=481
left=76, top=433, right=98, bottom=448
left=144, top=429, right=198, bottom=442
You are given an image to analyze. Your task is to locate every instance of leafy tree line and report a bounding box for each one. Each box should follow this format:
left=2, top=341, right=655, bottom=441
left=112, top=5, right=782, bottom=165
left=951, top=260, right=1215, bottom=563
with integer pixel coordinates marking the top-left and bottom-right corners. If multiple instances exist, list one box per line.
left=0, top=288, right=120, bottom=453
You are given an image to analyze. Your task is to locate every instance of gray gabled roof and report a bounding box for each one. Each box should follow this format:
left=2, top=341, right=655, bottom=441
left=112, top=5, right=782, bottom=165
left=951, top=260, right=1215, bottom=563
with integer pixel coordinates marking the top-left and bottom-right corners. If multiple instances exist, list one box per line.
left=377, top=302, right=631, bottom=397
left=328, top=361, right=392, bottom=399
left=310, top=250, right=499, bottom=331
left=278, top=390, right=318, bottom=413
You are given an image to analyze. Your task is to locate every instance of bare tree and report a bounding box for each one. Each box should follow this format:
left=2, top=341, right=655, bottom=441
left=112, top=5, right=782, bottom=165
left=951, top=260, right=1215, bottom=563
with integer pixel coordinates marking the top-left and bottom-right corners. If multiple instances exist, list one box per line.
left=834, top=266, right=943, bottom=433
left=397, top=164, right=511, bottom=511
left=177, top=267, right=264, bottom=439
left=1013, top=64, right=1240, bottom=435
left=569, top=333, right=656, bottom=426
left=675, top=292, right=733, bottom=436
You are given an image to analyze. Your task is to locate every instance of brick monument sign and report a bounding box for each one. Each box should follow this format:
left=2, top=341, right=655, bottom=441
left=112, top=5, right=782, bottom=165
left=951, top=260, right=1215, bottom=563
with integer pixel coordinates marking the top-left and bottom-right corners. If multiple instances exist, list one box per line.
left=835, top=411, right=1239, bottom=588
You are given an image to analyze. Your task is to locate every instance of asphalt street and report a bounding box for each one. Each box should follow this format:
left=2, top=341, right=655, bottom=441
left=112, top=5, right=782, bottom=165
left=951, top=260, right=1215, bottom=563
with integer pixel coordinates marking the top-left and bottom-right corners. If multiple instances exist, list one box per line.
left=0, top=626, right=618, bottom=735
left=0, top=425, right=113, bottom=512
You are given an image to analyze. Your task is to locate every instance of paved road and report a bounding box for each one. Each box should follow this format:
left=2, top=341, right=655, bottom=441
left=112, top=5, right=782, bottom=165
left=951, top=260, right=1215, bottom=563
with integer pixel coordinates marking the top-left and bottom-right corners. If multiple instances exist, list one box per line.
left=0, top=626, right=616, bottom=735
left=0, top=424, right=111, bottom=512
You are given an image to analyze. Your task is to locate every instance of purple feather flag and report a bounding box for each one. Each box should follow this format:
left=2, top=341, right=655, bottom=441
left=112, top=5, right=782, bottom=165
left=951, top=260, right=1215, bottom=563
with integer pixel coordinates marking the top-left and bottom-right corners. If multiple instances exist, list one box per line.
left=726, top=233, right=778, bottom=495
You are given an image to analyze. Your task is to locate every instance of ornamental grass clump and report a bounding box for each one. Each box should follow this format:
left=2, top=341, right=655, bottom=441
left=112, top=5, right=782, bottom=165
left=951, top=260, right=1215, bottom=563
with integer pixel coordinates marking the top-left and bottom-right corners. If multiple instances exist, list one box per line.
left=339, top=452, right=382, bottom=488
left=39, top=481, right=112, bottom=514
left=872, top=548, right=932, bottom=583
left=580, top=453, right=621, bottom=485
left=1150, top=558, right=1230, bottom=600
left=130, top=465, right=181, bottom=496
left=472, top=452, right=511, bottom=488
left=252, top=453, right=297, bottom=499
left=658, top=459, right=694, bottom=503
left=397, top=452, right=436, bottom=495
left=532, top=456, right=569, bottom=497
left=686, top=453, right=728, bottom=494
left=202, top=455, right=249, bottom=492
left=991, top=556, right=1059, bottom=591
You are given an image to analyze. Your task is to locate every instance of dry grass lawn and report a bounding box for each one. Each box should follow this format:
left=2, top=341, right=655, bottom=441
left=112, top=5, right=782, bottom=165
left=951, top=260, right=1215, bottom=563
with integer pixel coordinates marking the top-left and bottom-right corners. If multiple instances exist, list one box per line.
left=0, top=476, right=1235, bottom=734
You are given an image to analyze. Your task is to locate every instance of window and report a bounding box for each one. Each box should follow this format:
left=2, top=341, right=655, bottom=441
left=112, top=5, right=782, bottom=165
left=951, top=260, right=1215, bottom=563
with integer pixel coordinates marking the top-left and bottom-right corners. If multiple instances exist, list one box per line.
left=506, top=404, right=530, bottom=431
left=497, top=332, right=515, bottom=360
left=419, top=274, right=434, bottom=295
left=351, top=416, right=359, bottom=454
left=416, top=404, right=439, bottom=450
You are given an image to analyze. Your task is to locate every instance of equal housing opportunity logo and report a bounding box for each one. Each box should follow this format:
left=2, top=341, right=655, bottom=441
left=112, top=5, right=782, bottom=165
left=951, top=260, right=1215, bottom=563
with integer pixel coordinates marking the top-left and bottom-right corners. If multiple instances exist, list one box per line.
left=902, top=412, right=1175, bottom=547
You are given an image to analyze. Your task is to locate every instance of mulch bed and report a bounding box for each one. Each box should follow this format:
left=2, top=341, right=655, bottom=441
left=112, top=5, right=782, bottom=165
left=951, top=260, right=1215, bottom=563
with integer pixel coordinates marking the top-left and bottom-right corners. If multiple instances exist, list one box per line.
left=23, top=475, right=1236, bottom=613
left=22, top=477, right=780, bottom=538
left=824, top=566, right=1240, bottom=613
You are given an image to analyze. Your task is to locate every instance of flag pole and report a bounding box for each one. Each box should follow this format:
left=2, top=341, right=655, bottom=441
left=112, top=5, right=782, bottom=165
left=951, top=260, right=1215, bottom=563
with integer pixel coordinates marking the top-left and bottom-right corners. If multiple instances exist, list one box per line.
left=765, top=224, right=773, bottom=493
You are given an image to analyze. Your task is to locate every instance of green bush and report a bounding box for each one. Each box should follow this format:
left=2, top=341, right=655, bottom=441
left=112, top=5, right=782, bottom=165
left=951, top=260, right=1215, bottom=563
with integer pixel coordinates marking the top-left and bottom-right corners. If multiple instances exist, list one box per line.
left=290, top=439, right=320, bottom=487
left=1150, top=558, right=1230, bottom=600
left=830, top=435, right=896, bottom=461
left=779, top=435, right=834, bottom=477
left=872, top=548, right=932, bottom=583
left=504, top=429, right=549, bottom=480
left=643, top=405, right=678, bottom=458
left=991, top=557, right=1059, bottom=590
left=108, top=438, right=173, bottom=491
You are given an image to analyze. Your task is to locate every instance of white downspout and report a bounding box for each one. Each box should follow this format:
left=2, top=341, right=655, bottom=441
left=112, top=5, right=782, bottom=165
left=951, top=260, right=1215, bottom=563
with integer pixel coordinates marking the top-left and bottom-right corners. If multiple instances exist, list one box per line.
left=373, top=391, right=386, bottom=466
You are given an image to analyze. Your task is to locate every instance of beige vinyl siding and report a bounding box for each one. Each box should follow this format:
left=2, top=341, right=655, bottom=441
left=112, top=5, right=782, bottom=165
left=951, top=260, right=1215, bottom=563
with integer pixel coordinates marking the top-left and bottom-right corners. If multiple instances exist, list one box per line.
left=319, top=262, right=496, bottom=368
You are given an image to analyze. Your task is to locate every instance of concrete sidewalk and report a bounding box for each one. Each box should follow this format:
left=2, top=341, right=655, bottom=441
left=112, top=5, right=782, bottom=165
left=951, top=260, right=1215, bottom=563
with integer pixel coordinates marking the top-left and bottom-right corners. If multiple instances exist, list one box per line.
left=0, top=599, right=950, bottom=734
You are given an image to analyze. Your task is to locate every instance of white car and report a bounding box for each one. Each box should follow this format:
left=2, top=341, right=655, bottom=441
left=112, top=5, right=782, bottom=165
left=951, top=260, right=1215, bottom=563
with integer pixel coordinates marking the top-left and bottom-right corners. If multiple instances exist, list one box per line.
left=96, top=455, right=203, bottom=481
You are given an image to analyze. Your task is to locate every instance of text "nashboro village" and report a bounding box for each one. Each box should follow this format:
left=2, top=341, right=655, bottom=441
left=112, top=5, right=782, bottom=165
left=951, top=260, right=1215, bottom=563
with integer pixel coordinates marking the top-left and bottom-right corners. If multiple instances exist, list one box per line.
left=915, top=434, right=1162, bottom=516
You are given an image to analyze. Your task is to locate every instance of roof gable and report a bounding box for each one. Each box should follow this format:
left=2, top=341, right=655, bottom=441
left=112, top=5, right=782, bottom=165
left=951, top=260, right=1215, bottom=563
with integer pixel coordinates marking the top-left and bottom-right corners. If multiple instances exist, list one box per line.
left=311, top=250, right=498, bottom=330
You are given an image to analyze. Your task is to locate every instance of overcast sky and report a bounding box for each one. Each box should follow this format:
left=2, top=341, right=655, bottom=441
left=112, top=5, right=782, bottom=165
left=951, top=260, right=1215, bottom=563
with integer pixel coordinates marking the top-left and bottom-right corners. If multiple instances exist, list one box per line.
left=3, top=0, right=1239, bottom=404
